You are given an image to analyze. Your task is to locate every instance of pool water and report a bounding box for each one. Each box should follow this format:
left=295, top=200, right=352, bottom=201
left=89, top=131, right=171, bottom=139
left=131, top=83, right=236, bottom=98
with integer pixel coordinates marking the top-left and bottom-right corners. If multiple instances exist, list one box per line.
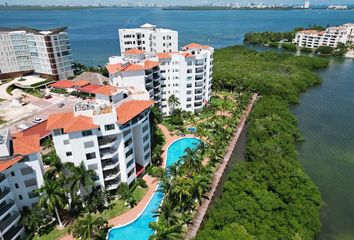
left=108, top=137, right=201, bottom=240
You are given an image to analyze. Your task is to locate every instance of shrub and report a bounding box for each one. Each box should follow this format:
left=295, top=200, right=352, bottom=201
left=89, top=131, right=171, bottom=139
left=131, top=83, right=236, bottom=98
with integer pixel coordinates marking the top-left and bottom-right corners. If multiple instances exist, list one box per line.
left=300, top=47, right=313, bottom=53
left=281, top=43, right=297, bottom=52
left=315, top=46, right=334, bottom=55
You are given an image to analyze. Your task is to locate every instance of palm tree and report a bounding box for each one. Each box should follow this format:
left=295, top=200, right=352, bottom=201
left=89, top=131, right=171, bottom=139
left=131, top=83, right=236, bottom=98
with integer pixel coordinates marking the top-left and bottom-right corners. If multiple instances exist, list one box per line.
left=67, top=162, right=96, bottom=205
left=69, top=213, right=108, bottom=240
left=168, top=94, right=180, bottom=113
left=171, top=176, right=193, bottom=211
left=180, top=147, right=203, bottom=175
left=149, top=220, right=183, bottom=240
left=153, top=201, right=179, bottom=225
left=45, top=154, right=65, bottom=181
left=42, top=138, right=54, bottom=152
left=191, top=172, right=211, bottom=204
left=36, top=180, right=67, bottom=228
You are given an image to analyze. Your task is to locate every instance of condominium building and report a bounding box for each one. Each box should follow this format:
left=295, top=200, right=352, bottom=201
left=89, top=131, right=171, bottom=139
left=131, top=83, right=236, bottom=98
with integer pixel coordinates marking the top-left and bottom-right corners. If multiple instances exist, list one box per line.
left=119, top=23, right=178, bottom=54
left=0, top=27, right=74, bottom=80
left=47, top=85, right=154, bottom=189
left=293, top=23, right=354, bottom=48
left=107, top=43, right=214, bottom=115
left=0, top=128, right=45, bottom=240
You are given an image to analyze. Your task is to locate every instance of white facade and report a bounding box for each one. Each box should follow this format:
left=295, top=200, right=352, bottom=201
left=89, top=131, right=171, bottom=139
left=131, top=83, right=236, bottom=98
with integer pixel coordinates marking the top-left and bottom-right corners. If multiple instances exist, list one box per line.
left=293, top=23, right=354, bottom=48
left=119, top=23, right=178, bottom=54
left=0, top=27, right=74, bottom=80
left=0, top=128, right=45, bottom=240
left=107, top=43, right=214, bottom=115
left=49, top=87, right=154, bottom=190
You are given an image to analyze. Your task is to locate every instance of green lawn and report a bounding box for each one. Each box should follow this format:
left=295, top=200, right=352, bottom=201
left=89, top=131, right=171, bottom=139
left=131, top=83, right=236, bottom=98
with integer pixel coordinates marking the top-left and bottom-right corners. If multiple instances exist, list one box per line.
left=99, top=187, right=147, bottom=221
left=32, top=227, right=68, bottom=240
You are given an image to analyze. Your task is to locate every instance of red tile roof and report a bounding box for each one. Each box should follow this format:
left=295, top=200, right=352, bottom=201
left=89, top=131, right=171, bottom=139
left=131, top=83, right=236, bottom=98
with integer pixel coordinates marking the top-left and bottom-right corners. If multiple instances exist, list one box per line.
left=0, top=156, right=23, bottom=172
left=78, top=84, right=102, bottom=94
left=123, top=64, right=144, bottom=72
left=123, top=49, right=145, bottom=55
left=73, top=80, right=90, bottom=87
left=93, top=85, right=119, bottom=96
left=13, top=134, right=40, bottom=155
left=46, top=112, right=98, bottom=133
left=116, top=100, right=155, bottom=124
left=106, top=63, right=125, bottom=74
left=182, top=42, right=210, bottom=50
left=49, top=80, right=74, bottom=89
left=15, top=120, right=50, bottom=139
left=144, top=60, right=159, bottom=69
left=180, top=52, right=195, bottom=58
left=156, top=52, right=172, bottom=59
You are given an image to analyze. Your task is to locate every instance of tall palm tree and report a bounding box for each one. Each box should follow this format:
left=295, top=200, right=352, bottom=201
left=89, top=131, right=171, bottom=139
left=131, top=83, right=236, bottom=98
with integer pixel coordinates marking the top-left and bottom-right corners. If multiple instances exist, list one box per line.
left=168, top=94, right=180, bottom=113
left=45, top=154, right=65, bottom=181
left=191, top=172, right=211, bottom=204
left=36, top=180, right=67, bottom=228
left=149, top=220, right=183, bottom=240
left=69, top=213, right=108, bottom=240
left=67, top=162, right=96, bottom=205
left=153, top=201, right=179, bottom=226
left=180, top=147, right=203, bottom=176
left=171, top=176, right=193, bottom=211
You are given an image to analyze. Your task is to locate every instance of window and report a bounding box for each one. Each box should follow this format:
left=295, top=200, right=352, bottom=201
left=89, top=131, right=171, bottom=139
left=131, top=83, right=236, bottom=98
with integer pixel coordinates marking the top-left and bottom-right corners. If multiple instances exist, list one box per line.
left=63, top=139, right=69, bottom=145
left=144, top=152, right=150, bottom=161
left=123, top=129, right=131, bottom=137
left=25, top=179, right=37, bottom=188
left=82, top=130, right=92, bottom=136
left=124, top=138, right=132, bottom=148
left=143, top=134, right=149, bottom=143
left=104, top=124, right=115, bottom=131
left=86, top=152, right=96, bottom=160
left=66, top=152, right=72, bottom=157
left=19, top=195, right=23, bottom=200
left=10, top=171, right=15, bottom=177
left=15, top=183, right=19, bottom=189
left=144, top=144, right=150, bottom=152
left=84, top=141, right=94, bottom=149
left=142, top=125, right=149, bottom=133
left=53, top=129, right=63, bottom=136
left=21, top=167, right=33, bottom=176
left=127, top=169, right=135, bottom=178
left=127, top=160, right=134, bottom=169
left=88, top=164, right=98, bottom=170
left=28, top=191, right=39, bottom=199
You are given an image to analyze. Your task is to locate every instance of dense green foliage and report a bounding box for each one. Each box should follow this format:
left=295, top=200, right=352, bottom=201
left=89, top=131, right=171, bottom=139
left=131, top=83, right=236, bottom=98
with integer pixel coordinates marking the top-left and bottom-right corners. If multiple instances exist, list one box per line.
left=196, top=46, right=328, bottom=240
left=281, top=42, right=297, bottom=52
left=244, top=31, right=295, bottom=45
left=315, top=46, right=334, bottom=55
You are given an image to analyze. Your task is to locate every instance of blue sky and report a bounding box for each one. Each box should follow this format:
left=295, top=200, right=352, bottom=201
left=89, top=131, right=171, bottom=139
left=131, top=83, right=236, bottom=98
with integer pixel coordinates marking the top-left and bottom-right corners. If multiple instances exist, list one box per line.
left=1, top=0, right=354, bottom=6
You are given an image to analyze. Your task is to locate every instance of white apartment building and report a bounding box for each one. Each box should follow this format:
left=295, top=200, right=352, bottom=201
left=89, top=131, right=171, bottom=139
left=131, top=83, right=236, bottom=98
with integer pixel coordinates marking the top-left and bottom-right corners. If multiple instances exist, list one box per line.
left=107, top=43, right=214, bottom=115
left=293, top=23, right=354, bottom=48
left=0, top=27, right=74, bottom=80
left=47, top=85, right=154, bottom=189
left=0, top=128, right=45, bottom=240
left=107, top=49, right=162, bottom=107
left=119, top=23, right=178, bottom=54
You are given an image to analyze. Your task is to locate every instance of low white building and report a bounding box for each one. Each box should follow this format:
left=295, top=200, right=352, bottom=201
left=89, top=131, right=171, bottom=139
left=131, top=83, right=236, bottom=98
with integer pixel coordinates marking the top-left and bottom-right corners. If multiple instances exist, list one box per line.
left=0, top=128, right=45, bottom=240
left=293, top=23, right=354, bottom=48
left=47, top=85, right=154, bottom=189
left=119, top=23, right=178, bottom=54
left=0, top=27, right=74, bottom=80
left=107, top=43, right=214, bottom=115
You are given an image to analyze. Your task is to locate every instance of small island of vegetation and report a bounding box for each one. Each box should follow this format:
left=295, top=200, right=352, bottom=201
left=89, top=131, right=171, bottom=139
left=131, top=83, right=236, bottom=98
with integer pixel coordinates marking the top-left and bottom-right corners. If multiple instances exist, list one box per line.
left=195, top=46, right=329, bottom=240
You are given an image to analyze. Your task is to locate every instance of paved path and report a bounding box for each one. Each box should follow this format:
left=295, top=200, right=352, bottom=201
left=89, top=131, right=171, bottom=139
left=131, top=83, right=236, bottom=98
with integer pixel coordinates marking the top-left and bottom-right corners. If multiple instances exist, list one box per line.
left=185, top=93, right=258, bottom=239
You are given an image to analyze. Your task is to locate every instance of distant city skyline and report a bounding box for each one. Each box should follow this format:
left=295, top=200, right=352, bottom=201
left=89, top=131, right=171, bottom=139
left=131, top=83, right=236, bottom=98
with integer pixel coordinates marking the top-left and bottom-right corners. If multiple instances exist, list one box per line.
left=1, top=0, right=354, bottom=6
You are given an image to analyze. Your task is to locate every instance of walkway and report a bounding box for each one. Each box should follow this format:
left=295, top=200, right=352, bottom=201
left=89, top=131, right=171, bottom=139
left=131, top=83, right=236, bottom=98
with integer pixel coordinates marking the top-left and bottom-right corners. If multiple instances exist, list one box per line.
left=185, top=93, right=258, bottom=239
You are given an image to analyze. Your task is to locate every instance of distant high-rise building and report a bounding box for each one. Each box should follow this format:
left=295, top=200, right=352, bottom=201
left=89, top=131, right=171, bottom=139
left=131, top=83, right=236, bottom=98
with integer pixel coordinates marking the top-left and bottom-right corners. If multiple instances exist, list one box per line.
left=0, top=27, right=74, bottom=80
left=304, top=0, right=310, bottom=9
left=119, top=23, right=178, bottom=54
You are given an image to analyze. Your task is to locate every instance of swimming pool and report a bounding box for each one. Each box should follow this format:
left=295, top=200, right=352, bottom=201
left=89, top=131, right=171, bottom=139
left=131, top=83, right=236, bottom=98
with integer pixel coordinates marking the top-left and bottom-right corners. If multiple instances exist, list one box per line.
left=107, top=137, right=201, bottom=240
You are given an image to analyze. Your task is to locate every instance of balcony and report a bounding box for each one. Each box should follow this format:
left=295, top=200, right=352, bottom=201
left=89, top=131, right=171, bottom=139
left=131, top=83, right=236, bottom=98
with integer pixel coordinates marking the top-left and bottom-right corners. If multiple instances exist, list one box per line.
left=195, top=61, right=204, bottom=66
left=103, top=168, right=120, bottom=181
left=3, top=224, right=24, bottom=240
left=0, top=200, right=15, bottom=219
left=0, top=174, right=5, bottom=183
left=101, top=159, right=119, bottom=171
left=195, top=76, right=203, bottom=81
left=100, top=148, right=117, bottom=160
left=195, top=68, right=204, bottom=74
left=98, top=137, right=117, bottom=149
left=195, top=82, right=203, bottom=88
left=153, top=73, right=160, bottom=80
left=145, top=70, right=153, bottom=75
left=106, top=177, right=121, bottom=191
left=0, top=187, right=10, bottom=201
left=0, top=211, right=20, bottom=233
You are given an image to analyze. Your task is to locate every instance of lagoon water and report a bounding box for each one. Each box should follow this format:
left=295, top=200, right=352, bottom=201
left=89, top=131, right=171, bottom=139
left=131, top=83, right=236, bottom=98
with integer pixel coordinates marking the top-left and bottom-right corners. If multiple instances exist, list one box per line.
left=1, top=8, right=353, bottom=239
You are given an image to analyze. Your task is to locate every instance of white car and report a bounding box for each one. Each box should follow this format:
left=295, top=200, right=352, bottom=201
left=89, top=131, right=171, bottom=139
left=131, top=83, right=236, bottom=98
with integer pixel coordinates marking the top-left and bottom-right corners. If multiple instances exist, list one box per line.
left=33, top=117, right=43, bottom=123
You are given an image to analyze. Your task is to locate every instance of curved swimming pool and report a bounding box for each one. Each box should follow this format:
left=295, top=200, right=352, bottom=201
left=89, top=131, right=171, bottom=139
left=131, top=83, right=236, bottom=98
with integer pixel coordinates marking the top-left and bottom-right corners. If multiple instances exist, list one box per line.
left=108, top=137, right=201, bottom=240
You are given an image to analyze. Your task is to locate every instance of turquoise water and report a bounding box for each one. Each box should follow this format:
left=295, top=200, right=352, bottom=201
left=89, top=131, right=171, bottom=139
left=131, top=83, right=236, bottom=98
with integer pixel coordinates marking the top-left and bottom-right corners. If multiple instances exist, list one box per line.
left=108, top=138, right=200, bottom=240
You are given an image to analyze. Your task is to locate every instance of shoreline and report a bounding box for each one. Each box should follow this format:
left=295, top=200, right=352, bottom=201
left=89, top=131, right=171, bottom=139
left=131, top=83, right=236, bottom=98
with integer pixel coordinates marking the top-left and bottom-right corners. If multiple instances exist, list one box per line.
left=185, top=93, right=258, bottom=239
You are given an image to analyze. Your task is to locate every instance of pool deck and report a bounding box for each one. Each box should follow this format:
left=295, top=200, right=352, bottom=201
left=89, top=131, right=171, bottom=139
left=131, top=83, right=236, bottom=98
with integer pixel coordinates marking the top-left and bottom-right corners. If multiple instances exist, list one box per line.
left=59, top=124, right=193, bottom=240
